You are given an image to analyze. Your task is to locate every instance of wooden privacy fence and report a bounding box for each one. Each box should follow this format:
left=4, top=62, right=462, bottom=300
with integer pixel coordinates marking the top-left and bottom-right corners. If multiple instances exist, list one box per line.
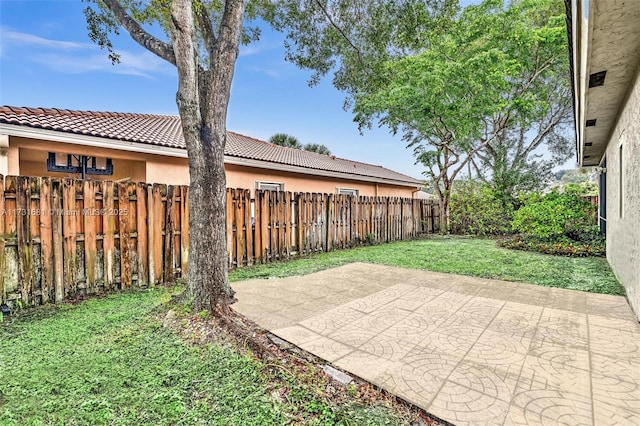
left=0, top=175, right=188, bottom=307
left=227, top=189, right=439, bottom=268
left=0, top=175, right=439, bottom=306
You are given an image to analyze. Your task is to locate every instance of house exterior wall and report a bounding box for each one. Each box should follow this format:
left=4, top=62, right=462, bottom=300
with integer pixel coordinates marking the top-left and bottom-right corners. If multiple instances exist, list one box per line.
left=224, top=164, right=417, bottom=198
left=146, top=156, right=189, bottom=185
left=604, top=70, right=640, bottom=320
left=4, top=135, right=419, bottom=197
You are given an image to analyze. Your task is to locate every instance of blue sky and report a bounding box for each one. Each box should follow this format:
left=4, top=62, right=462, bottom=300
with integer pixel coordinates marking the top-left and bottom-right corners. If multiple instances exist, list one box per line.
left=0, top=0, right=571, bottom=180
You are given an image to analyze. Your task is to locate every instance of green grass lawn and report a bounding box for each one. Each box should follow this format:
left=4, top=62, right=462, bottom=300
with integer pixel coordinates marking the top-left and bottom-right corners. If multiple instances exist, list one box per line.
left=0, top=237, right=622, bottom=425
left=230, top=236, right=623, bottom=296
left=0, top=289, right=403, bottom=426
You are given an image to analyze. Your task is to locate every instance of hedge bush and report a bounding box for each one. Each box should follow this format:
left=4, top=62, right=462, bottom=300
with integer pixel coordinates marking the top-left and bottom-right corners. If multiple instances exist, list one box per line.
left=450, top=180, right=514, bottom=236
left=512, top=184, right=597, bottom=241
left=504, top=184, right=604, bottom=257
left=498, top=234, right=605, bottom=257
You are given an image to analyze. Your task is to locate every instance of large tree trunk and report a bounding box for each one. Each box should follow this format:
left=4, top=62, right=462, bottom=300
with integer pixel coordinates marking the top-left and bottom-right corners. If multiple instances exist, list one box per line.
left=438, top=193, right=450, bottom=234
left=181, top=116, right=234, bottom=310
left=171, top=0, right=244, bottom=312
left=98, top=0, right=245, bottom=313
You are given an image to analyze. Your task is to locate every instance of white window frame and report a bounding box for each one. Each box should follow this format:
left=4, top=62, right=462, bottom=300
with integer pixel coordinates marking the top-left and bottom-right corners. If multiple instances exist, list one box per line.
left=256, top=180, right=285, bottom=192
left=336, top=187, right=359, bottom=196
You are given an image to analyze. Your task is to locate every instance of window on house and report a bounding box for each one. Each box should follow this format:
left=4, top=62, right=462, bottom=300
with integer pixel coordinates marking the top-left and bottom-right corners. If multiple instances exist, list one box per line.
left=337, top=187, right=358, bottom=196
left=619, top=144, right=624, bottom=218
left=256, top=181, right=284, bottom=192
left=599, top=157, right=606, bottom=234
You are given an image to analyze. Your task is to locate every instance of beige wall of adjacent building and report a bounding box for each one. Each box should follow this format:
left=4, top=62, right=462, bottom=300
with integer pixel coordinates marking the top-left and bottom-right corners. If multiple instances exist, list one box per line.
left=224, top=164, right=416, bottom=198
left=9, top=137, right=165, bottom=183
left=3, top=135, right=419, bottom=198
left=604, top=70, right=640, bottom=320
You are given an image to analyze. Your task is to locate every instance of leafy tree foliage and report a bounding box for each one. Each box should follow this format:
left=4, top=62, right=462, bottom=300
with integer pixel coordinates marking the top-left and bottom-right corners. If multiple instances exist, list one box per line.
left=272, top=0, right=458, bottom=99
left=471, top=0, right=574, bottom=206
left=449, top=180, right=513, bottom=236
left=555, top=167, right=597, bottom=184
left=269, top=134, right=331, bottom=154
left=302, top=143, right=331, bottom=155
left=276, top=0, right=572, bottom=233
left=268, top=133, right=303, bottom=149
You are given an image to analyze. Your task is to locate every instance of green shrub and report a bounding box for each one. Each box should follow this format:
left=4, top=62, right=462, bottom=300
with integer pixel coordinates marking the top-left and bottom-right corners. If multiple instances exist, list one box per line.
left=450, top=180, right=514, bottom=236
left=498, top=235, right=605, bottom=257
left=505, top=184, right=604, bottom=256
left=512, top=185, right=597, bottom=241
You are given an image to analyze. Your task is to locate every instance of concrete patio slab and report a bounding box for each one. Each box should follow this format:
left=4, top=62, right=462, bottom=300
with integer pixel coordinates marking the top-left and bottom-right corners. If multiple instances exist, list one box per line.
left=232, top=263, right=640, bottom=426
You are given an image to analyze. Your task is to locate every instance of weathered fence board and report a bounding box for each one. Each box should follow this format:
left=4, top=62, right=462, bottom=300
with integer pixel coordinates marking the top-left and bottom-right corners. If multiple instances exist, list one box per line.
left=0, top=174, right=438, bottom=307
left=0, top=175, right=5, bottom=302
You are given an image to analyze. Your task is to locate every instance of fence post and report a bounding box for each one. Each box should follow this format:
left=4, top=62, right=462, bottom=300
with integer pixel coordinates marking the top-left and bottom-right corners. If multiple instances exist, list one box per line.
left=260, top=191, right=270, bottom=262
left=295, top=193, right=302, bottom=256
left=136, top=182, right=149, bottom=286
left=325, top=194, right=332, bottom=252
left=236, top=189, right=247, bottom=268
left=83, top=180, right=97, bottom=294
left=284, top=191, right=291, bottom=259
left=62, top=178, right=76, bottom=298
left=39, top=177, right=52, bottom=304
left=103, top=181, right=116, bottom=290
left=118, top=182, right=131, bottom=289
left=179, top=186, right=189, bottom=278
left=16, top=177, right=32, bottom=305
left=51, top=180, right=63, bottom=302
left=152, top=184, right=164, bottom=283
left=253, top=194, right=262, bottom=264
left=164, top=185, right=177, bottom=281
left=0, top=175, right=5, bottom=304
left=225, top=188, right=234, bottom=268
left=245, top=189, right=253, bottom=266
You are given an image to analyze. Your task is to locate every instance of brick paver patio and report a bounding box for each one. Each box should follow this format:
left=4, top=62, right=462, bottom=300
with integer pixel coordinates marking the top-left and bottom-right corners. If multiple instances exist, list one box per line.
left=232, top=263, right=640, bottom=425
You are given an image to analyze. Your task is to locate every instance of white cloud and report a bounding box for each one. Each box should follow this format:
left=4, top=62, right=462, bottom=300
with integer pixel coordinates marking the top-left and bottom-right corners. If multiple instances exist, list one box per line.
left=244, top=65, right=283, bottom=78
left=1, top=28, right=173, bottom=78
left=2, top=29, right=91, bottom=50
left=238, top=39, right=281, bottom=57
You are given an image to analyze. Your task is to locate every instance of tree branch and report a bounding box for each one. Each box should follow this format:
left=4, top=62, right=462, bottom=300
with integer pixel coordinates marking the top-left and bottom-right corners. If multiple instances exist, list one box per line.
left=193, top=1, right=217, bottom=56
left=102, top=0, right=176, bottom=65
left=313, top=0, right=363, bottom=65
left=170, top=0, right=200, bottom=157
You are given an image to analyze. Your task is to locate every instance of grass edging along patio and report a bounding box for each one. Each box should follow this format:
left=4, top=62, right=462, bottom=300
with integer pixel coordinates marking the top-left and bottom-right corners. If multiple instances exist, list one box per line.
left=0, top=287, right=426, bottom=426
left=230, top=236, right=624, bottom=296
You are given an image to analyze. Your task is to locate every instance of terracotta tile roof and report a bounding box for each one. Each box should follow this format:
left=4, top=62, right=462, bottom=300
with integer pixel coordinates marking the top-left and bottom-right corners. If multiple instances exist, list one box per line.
left=0, top=106, right=422, bottom=186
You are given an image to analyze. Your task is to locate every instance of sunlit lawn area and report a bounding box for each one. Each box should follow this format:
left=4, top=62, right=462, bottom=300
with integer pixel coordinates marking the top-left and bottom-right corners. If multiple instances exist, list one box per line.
left=230, top=236, right=623, bottom=296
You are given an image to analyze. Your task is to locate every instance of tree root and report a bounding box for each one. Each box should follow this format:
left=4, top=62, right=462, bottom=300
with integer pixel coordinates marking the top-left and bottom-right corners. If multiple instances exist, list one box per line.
left=161, top=302, right=449, bottom=426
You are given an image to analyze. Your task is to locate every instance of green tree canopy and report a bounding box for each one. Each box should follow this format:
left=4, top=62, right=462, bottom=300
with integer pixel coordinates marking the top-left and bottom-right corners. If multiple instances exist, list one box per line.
left=268, top=133, right=302, bottom=149
left=277, top=0, right=572, bottom=232
left=303, top=143, right=331, bottom=155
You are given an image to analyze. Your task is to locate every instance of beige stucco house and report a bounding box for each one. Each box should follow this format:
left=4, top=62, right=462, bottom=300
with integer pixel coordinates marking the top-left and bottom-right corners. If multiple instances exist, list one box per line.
left=0, top=106, right=423, bottom=198
left=567, top=0, right=640, bottom=320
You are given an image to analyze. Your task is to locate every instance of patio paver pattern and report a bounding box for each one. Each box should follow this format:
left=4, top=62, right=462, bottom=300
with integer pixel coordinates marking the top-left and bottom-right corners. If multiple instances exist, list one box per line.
left=232, top=263, right=640, bottom=426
